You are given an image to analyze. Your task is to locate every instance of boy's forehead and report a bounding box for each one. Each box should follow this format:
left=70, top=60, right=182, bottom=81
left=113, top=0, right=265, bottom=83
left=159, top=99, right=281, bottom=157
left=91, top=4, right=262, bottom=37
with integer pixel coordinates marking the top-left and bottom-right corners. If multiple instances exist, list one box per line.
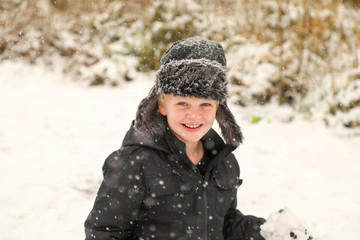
left=167, top=94, right=218, bottom=102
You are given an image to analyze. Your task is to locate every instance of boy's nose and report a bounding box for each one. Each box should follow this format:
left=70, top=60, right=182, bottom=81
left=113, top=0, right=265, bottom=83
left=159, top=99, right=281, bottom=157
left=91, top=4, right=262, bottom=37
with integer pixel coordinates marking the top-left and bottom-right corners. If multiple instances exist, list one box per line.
left=187, top=107, right=200, bottom=119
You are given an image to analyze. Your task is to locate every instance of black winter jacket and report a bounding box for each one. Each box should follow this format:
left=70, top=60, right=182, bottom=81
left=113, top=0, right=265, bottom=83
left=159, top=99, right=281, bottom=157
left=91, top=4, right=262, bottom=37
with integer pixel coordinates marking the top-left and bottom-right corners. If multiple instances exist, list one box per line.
left=85, top=122, right=251, bottom=240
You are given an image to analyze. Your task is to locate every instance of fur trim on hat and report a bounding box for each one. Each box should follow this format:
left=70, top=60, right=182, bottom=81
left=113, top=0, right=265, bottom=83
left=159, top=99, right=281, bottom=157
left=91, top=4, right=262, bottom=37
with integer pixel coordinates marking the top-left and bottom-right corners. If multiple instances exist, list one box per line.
left=156, top=59, right=227, bottom=101
left=216, top=102, right=244, bottom=145
left=134, top=86, right=166, bottom=137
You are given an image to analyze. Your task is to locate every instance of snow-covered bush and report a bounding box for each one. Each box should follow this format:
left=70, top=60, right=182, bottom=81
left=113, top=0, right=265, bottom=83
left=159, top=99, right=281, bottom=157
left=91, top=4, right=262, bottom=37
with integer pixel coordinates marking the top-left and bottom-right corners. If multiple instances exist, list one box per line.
left=227, top=0, right=359, bottom=108
left=324, top=70, right=360, bottom=130
left=0, top=0, right=141, bottom=86
left=223, top=0, right=360, bottom=130
left=120, top=0, right=231, bottom=71
left=1, top=0, right=359, bottom=131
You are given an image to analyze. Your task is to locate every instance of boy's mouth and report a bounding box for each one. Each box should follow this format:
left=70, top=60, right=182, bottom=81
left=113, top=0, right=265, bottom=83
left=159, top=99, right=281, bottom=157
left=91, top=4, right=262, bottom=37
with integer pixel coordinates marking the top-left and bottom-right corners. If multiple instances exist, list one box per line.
left=182, top=123, right=202, bottom=129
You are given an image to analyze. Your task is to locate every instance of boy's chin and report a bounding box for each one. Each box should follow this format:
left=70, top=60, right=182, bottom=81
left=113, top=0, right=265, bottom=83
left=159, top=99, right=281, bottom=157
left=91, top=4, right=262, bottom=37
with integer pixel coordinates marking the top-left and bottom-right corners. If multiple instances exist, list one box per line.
left=177, top=134, right=203, bottom=144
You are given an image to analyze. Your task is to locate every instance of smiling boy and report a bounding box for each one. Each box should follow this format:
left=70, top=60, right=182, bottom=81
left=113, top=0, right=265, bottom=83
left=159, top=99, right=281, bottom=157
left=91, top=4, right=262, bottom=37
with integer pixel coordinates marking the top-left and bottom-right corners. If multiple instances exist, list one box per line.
left=158, top=95, right=218, bottom=165
left=85, top=37, right=265, bottom=240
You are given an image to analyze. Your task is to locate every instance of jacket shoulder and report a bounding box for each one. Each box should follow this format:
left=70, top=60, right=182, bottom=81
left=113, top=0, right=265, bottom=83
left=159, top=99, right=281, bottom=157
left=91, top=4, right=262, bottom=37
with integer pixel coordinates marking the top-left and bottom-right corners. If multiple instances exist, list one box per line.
left=102, top=146, right=141, bottom=175
left=226, top=152, right=240, bottom=173
left=102, top=146, right=163, bottom=175
left=213, top=152, right=241, bottom=187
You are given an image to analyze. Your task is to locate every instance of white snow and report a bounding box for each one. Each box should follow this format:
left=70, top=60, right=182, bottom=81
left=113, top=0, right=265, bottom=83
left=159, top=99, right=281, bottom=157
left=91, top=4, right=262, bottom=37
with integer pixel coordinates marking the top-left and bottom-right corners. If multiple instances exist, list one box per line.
left=261, top=207, right=315, bottom=240
left=0, top=61, right=359, bottom=240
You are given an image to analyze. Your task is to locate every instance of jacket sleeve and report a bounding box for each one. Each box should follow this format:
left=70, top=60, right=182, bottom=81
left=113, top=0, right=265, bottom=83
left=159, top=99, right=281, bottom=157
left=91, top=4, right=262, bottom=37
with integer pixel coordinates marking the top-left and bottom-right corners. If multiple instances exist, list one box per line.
left=223, top=197, right=246, bottom=239
left=84, top=149, right=146, bottom=240
left=223, top=198, right=266, bottom=240
left=222, top=154, right=265, bottom=240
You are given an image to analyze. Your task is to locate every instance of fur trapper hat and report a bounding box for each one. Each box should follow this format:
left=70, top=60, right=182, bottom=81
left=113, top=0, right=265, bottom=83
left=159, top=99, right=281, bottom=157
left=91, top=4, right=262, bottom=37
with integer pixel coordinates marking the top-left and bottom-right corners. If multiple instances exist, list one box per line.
left=135, top=37, right=243, bottom=146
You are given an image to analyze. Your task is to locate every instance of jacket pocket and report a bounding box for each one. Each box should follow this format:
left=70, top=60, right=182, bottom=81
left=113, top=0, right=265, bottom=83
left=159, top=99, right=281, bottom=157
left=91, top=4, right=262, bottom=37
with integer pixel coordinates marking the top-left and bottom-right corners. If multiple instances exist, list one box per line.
left=149, top=176, right=179, bottom=196
left=213, top=173, right=242, bottom=217
left=145, top=175, right=194, bottom=218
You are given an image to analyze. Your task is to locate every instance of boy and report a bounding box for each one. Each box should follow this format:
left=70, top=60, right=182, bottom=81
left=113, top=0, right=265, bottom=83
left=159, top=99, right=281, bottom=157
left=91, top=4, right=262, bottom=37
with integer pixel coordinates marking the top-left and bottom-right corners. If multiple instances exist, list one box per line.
left=85, top=37, right=265, bottom=240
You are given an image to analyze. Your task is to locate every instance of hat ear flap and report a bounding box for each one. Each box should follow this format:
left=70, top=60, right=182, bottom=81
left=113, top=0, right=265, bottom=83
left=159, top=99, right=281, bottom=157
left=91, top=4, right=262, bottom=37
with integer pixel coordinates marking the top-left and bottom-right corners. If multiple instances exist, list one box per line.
left=135, top=87, right=165, bottom=136
left=216, top=102, right=244, bottom=146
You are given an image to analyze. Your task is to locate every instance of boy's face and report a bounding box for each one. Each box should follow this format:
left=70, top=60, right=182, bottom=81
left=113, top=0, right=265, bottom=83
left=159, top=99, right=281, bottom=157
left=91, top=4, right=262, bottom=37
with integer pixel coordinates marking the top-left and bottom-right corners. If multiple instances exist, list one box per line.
left=158, top=94, right=218, bottom=145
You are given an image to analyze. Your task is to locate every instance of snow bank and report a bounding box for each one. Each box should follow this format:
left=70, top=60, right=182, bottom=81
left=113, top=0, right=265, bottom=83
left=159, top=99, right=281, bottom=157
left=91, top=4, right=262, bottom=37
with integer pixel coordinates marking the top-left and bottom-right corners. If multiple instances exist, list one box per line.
left=1, top=62, right=359, bottom=240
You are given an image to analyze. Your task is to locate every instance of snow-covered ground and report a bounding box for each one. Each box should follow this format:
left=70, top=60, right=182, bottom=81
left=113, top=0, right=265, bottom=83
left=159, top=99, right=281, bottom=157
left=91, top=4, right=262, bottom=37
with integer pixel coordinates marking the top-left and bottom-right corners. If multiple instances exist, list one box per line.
left=0, top=61, right=359, bottom=240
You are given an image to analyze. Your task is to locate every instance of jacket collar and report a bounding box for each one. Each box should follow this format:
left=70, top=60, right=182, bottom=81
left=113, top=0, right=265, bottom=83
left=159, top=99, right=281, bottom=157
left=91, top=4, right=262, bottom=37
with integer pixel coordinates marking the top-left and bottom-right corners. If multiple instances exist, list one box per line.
left=164, top=125, right=236, bottom=171
left=122, top=121, right=236, bottom=172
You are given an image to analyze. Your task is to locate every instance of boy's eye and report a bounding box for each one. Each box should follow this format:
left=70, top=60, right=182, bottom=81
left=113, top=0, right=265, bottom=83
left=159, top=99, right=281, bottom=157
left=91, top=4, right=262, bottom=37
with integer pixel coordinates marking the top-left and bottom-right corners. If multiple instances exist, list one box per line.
left=201, top=103, right=211, bottom=107
left=177, top=102, right=187, bottom=106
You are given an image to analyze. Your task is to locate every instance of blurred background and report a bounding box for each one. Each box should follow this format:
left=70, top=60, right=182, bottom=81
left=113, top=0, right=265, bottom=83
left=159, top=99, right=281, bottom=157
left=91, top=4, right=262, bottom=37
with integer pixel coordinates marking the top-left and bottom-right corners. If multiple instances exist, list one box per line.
left=1, top=0, right=360, bottom=132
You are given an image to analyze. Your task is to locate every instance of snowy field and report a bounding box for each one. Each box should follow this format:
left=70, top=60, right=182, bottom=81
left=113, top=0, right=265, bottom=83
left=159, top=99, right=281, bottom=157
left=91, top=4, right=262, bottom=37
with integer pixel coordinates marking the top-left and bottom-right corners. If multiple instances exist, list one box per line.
left=0, top=61, right=359, bottom=240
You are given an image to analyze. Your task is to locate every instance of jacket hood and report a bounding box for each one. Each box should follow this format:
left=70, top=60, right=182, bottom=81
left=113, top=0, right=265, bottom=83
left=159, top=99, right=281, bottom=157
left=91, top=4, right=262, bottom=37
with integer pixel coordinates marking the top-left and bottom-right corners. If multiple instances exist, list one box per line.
left=121, top=121, right=169, bottom=153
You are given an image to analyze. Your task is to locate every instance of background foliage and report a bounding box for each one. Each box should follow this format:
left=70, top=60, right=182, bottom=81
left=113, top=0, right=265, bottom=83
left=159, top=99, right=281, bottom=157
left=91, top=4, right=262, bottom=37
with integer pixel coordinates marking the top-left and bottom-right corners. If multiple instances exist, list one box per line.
left=1, top=0, right=360, bottom=129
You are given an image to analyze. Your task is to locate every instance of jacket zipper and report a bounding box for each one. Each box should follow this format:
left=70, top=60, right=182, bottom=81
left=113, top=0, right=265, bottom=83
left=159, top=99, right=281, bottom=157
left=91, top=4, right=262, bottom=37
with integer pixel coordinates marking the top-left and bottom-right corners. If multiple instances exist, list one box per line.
left=193, top=167, right=209, bottom=240
left=183, top=155, right=212, bottom=240
left=202, top=176, right=209, bottom=240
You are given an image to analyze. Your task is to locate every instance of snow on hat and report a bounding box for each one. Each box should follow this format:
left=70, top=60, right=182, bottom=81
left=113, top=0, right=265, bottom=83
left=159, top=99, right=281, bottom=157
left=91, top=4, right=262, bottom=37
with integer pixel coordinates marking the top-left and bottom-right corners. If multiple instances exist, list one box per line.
left=135, top=37, right=243, bottom=146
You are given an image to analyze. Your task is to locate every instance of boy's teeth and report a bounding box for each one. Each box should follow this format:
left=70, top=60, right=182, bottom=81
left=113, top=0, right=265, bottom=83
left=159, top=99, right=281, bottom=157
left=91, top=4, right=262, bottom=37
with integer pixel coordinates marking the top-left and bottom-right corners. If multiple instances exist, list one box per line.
left=185, top=124, right=200, bottom=128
